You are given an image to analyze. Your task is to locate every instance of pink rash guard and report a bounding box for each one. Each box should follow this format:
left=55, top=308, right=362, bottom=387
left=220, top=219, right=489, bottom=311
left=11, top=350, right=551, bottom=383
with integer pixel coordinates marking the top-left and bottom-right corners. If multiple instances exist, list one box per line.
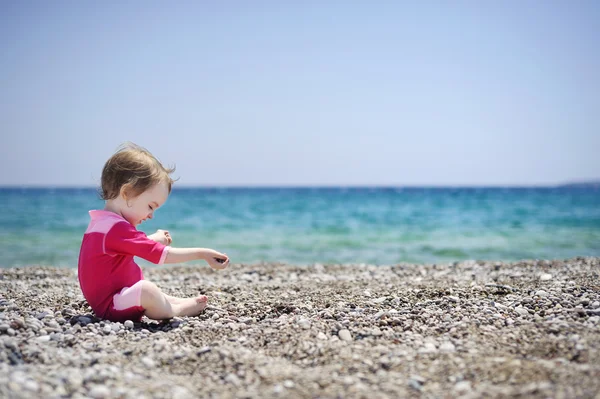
left=78, top=210, right=170, bottom=322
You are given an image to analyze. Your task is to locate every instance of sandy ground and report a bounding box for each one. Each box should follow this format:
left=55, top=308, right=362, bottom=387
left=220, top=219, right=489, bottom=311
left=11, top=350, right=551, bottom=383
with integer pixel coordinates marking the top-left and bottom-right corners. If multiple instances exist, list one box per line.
left=1, top=257, right=599, bottom=398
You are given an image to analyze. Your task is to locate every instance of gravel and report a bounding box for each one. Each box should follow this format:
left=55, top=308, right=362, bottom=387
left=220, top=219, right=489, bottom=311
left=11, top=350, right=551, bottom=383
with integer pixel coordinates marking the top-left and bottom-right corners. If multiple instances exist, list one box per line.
left=0, top=257, right=599, bottom=398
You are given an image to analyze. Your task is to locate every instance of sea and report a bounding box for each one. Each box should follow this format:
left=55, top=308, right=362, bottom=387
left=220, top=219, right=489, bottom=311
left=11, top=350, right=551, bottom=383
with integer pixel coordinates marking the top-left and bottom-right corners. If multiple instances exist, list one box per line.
left=0, top=187, right=599, bottom=268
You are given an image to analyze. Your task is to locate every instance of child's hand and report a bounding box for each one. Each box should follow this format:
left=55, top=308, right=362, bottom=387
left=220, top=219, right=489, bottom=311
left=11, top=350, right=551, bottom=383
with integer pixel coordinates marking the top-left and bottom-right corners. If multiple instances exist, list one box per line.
left=204, top=249, right=230, bottom=270
left=148, top=229, right=172, bottom=246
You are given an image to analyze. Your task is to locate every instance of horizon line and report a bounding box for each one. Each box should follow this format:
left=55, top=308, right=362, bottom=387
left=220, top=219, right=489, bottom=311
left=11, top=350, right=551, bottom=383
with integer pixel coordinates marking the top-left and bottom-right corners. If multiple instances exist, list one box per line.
left=1, top=182, right=598, bottom=189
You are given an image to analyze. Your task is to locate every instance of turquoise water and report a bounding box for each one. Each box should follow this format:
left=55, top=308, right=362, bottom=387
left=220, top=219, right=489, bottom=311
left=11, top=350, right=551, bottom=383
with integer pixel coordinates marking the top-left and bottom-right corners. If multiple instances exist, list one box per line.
left=0, top=187, right=599, bottom=267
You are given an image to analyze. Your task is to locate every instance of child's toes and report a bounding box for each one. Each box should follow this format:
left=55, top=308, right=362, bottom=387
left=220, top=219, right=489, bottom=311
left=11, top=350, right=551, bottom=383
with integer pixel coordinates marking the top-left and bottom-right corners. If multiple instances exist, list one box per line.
left=196, top=295, right=208, bottom=303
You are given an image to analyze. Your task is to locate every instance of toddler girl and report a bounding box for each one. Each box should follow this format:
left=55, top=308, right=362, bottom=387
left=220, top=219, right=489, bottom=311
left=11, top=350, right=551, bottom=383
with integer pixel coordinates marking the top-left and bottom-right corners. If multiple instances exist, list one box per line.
left=78, top=143, right=229, bottom=323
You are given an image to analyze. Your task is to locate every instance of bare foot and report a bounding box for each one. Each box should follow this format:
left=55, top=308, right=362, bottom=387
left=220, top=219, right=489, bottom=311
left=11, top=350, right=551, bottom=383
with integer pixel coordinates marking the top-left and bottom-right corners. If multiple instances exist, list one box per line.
left=172, top=296, right=208, bottom=317
left=164, top=294, right=186, bottom=305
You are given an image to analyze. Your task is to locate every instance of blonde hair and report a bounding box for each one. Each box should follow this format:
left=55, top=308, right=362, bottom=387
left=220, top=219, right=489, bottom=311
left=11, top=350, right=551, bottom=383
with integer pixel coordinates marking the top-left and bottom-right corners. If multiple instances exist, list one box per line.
left=100, top=142, right=176, bottom=200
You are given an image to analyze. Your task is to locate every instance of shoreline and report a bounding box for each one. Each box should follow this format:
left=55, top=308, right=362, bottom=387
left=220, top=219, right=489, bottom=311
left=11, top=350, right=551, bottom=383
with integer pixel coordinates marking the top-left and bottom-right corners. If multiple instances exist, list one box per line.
left=1, top=257, right=599, bottom=398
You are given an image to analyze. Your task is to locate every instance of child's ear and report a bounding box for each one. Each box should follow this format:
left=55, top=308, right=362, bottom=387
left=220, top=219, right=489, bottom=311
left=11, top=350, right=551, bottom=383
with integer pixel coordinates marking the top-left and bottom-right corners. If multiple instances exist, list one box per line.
left=120, top=184, right=132, bottom=201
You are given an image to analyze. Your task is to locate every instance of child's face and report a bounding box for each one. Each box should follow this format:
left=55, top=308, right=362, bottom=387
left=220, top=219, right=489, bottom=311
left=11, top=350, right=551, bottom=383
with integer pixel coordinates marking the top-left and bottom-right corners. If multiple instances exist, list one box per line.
left=122, top=181, right=170, bottom=227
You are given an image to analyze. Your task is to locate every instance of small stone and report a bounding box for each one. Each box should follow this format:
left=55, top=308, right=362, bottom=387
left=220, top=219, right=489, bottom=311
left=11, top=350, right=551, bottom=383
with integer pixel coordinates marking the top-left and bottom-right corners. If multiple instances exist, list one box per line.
left=227, top=322, right=238, bottom=330
left=273, top=384, right=284, bottom=394
left=4, top=339, right=17, bottom=350
left=76, top=316, right=92, bottom=326
left=171, top=386, right=192, bottom=399
left=36, top=335, right=51, bottom=343
left=141, top=357, right=156, bottom=368
left=102, top=325, right=111, bottom=335
left=515, top=307, right=530, bottom=316
left=23, top=380, right=39, bottom=392
left=371, top=327, right=382, bottom=336
left=297, top=318, right=311, bottom=330
left=439, top=342, right=456, bottom=353
left=317, top=332, right=327, bottom=340
left=540, top=273, right=553, bottom=281
left=374, top=311, right=386, bottom=320
left=338, top=329, right=352, bottom=341
left=50, top=333, right=64, bottom=342
left=10, top=318, right=25, bottom=329
left=0, top=324, right=9, bottom=332
left=89, top=384, right=111, bottom=399
left=283, top=380, right=295, bottom=388
left=455, top=381, right=472, bottom=393
left=535, top=290, right=549, bottom=297
left=592, top=301, right=600, bottom=309
left=124, top=320, right=134, bottom=330
left=224, top=373, right=241, bottom=387
left=35, top=311, right=50, bottom=320
left=197, top=346, right=211, bottom=355
left=408, top=378, right=423, bottom=391
left=418, top=342, right=437, bottom=354
left=7, top=328, right=16, bottom=336
left=111, top=324, right=121, bottom=332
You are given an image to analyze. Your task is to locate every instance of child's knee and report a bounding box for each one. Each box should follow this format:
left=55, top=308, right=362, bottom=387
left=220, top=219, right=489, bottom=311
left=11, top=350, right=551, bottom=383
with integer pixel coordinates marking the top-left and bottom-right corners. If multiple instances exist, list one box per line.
left=140, top=281, right=161, bottom=299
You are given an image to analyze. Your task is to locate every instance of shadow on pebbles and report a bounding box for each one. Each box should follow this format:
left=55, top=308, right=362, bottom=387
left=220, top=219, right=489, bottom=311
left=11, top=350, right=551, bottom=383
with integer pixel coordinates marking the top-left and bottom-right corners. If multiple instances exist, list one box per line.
left=1, top=257, right=599, bottom=398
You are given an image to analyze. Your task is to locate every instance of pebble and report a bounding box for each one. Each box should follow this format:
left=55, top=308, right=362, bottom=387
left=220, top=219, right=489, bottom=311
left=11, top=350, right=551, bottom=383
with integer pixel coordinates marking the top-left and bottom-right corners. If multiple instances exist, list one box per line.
left=11, top=318, right=25, bottom=329
left=141, top=357, right=156, bottom=368
left=408, top=378, right=423, bottom=391
left=418, top=343, right=437, bottom=354
left=515, top=307, right=530, bottom=316
left=439, top=342, right=456, bottom=353
left=297, top=318, right=311, bottom=330
left=540, top=273, right=553, bottom=281
left=338, top=329, right=352, bottom=341
left=23, top=380, right=39, bottom=392
left=283, top=380, right=295, bottom=388
left=124, top=320, right=134, bottom=330
left=89, top=384, right=111, bottom=398
left=374, top=311, right=386, bottom=320
left=455, top=381, right=472, bottom=393
left=225, top=373, right=241, bottom=386
left=535, top=290, right=549, bottom=298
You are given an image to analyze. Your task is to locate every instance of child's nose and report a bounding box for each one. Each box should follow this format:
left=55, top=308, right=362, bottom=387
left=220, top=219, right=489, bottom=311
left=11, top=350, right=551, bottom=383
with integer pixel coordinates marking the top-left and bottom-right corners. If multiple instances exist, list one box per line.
left=148, top=212, right=153, bottom=219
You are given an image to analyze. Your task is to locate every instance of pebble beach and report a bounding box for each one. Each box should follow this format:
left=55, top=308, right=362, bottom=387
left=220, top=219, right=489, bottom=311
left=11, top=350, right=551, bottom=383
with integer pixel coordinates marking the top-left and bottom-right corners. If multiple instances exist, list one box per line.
left=1, top=257, right=599, bottom=398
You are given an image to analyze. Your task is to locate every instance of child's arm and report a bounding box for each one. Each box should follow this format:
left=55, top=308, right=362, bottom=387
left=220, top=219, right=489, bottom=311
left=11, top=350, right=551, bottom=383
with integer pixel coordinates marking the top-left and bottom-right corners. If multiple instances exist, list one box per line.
left=164, top=247, right=229, bottom=270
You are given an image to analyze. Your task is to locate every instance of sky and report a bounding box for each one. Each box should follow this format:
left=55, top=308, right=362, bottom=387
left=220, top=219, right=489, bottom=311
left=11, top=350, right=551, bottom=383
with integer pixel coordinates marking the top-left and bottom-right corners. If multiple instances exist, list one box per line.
left=1, top=1, right=599, bottom=187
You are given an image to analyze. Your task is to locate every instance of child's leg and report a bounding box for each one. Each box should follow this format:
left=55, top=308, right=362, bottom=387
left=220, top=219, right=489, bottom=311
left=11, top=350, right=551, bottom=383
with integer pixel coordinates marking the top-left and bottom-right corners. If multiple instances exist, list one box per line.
left=140, top=281, right=208, bottom=319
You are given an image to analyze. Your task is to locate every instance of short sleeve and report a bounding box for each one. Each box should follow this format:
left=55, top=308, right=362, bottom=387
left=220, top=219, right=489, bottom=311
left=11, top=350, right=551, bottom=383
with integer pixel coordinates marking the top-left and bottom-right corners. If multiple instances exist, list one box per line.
left=104, top=221, right=170, bottom=264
